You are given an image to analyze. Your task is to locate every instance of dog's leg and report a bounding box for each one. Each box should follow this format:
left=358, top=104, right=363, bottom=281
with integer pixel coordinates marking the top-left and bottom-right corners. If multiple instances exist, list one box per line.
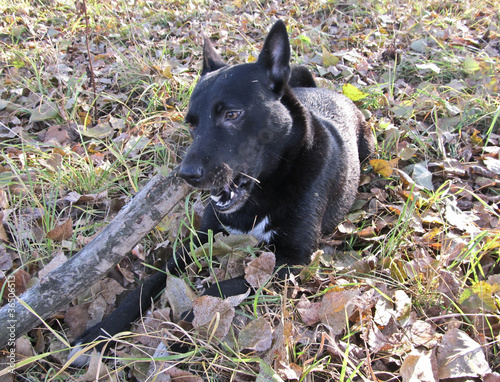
left=69, top=208, right=224, bottom=366
left=68, top=269, right=168, bottom=366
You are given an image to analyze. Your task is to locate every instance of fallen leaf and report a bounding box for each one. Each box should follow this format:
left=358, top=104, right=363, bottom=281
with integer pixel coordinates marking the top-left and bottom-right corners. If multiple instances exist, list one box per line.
left=416, top=62, right=441, bottom=74
left=444, top=200, right=479, bottom=233
left=410, top=39, right=428, bottom=53
left=30, top=101, right=59, bottom=122
left=342, top=83, right=369, bottom=101
left=370, top=158, right=398, bottom=178
left=400, top=348, right=438, bottom=382
left=410, top=320, right=440, bottom=349
left=436, top=329, right=491, bottom=379
left=43, top=125, right=72, bottom=146
left=412, top=162, right=434, bottom=190
left=245, top=251, right=275, bottom=288
left=322, top=47, right=340, bottom=67
left=257, top=359, right=285, bottom=382
left=463, top=56, right=480, bottom=74
left=296, top=294, right=321, bottom=326
left=46, top=218, right=73, bottom=241
left=483, top=157, right=500, bottom=175
left=238, top=317, right=273, bottom=351
left=163, top=366, right=203, bottom=382
left=459, top=280, right=500, bottom=312
left=319, top=288, right=360, bottom=335
left=65, top=303, right=91, bottom=337
left=166, top=276, right=197, bottom=321
left=1, top=269, right=31, bottom=296
left=192, top=295, right=235, bottom=339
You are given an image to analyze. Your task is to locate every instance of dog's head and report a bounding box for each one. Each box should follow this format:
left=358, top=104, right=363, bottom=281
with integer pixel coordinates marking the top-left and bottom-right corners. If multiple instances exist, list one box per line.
left=179, top=20, right=297, bottom=214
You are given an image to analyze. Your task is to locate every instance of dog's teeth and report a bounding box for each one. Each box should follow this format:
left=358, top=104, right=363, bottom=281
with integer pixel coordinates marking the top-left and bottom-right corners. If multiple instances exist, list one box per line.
left=211, top=194, right=222, bottom=203
left=230, top=191, right=235, bottom=200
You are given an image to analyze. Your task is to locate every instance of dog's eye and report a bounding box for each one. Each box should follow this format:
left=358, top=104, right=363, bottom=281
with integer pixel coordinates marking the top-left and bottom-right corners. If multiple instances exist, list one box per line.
left=225, top=111, right=241, bottom=120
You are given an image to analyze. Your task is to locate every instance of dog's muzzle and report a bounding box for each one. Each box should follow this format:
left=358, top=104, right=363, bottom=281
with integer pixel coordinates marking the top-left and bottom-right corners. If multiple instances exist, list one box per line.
left=210, top=174, right=253, bottom=213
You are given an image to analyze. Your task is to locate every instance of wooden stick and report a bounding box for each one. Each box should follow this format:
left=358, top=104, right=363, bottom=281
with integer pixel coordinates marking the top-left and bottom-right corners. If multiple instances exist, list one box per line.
left=0, top=170, right=190, bottom=349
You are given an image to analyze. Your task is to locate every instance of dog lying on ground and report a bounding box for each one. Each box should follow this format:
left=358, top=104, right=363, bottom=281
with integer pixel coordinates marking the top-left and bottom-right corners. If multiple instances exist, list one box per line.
left=70, top=19, right=374, bottom=366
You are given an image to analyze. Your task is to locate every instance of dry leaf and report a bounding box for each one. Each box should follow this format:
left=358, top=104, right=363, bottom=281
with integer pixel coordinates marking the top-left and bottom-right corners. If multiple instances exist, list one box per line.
left=1, top=269, right=31, bottom=296
left=46, top=218, right=73, bottom=241
left=410, top=320, right=440, bottom=349
left=192, top=295, right=235, bottom=339
left=436, top=328, right=491, bottom=379
left=400, top=348, right=438, bottom=382
left=238, top=317, right=273, bottom=351
left=296, top=295, right=321, bottom=326
left=319, top=288, right=360, bottom=335
left=370, top=158, right=398, bottom=178
left=244, top=251, right=275, bottom=288
left=342, top=83, right=369, bottom=101
left=165, top=276, right=197, bottom=321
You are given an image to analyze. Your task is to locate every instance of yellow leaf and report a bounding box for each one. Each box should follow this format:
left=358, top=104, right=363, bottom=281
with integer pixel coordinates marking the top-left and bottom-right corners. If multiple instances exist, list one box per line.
left=471, top=129, right=483, bottom=146
left=370, top=158, right=398, bottom=178
left=322, top=47, right=339, bottom=67
left=247, top=54, right=257, bottom=63
left=342, top=83, right=369, bottom=101
left=463, top=56, right=480, bottom=74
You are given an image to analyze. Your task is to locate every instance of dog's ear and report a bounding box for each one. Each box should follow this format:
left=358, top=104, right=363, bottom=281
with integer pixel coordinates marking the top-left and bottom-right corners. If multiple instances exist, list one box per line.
left=202, top=36, right=227, bottom=75
left=258, top=20, right=291, bottom=96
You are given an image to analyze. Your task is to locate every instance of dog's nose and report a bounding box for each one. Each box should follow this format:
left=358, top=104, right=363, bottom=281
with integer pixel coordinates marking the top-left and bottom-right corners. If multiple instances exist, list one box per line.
left=178, top=164, right=204, bottom=184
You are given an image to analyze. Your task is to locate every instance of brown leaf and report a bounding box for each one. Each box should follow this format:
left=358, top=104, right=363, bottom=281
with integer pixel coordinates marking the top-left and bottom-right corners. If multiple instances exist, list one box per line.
left=65, top=304, right=91, bottom=338
left=46, top=218, right=73, bottom=241
left=370, top=158, right=399, bottom=178
left=400, top=348, right=438, bottom=382
left=436, top=328, right=491, bottom=379
left=319, top=288, right=360, bottom=335
left=192, top=295, right=235, bottom=339
left=244, top=251, right=275, bottom=288
left=165, top=276, right=197, bottom=321
left=296, top=294, right=321, bottom=326
left=164, top=366, right=203, bottom=382
left=238, top=317, right=273, bottom=351
left=1, top=269, right=31, bottom=297
left=410, top=320, right=440, bottom=349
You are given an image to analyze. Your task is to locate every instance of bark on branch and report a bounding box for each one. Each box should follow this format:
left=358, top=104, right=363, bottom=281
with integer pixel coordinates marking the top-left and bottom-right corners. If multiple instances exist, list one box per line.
left=0, top=170, right=191, bottom=349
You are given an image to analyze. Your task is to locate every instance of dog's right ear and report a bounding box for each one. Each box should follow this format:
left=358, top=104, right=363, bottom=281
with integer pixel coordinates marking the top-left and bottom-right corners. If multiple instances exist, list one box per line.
left=202, top=36, right=227, bottom=75
left=258, top=20, right=291, bottom=96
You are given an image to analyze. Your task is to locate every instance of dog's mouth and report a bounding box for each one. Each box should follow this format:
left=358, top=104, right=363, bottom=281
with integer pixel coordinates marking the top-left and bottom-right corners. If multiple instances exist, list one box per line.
left=210, top=174, right=254, bottom=213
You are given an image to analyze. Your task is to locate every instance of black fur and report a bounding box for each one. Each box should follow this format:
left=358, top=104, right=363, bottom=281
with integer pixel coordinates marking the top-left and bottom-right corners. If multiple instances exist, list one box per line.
left=70, top=20, right=373, bottom=366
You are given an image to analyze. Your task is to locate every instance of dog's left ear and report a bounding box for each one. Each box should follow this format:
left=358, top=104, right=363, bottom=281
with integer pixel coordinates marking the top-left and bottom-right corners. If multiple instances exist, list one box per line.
left=258, top=20, right=291, bottom=96
left=202, top=36, right=227, bottom=75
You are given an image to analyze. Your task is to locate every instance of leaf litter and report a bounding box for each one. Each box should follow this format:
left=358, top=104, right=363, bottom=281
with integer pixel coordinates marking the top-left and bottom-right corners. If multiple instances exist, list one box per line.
left=0, top=0, right=500, bottom=380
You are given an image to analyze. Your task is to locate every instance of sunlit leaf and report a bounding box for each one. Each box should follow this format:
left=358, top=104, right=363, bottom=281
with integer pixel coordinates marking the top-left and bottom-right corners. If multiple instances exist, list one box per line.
left=30, top=101, right=59, bottom=122
left=463, top=56, right=480, bottom=74
left=342, top=83, right=369, bottom=101
left=322, top=47, right=339, bottom=67
left=370, top=158, right=398, bottom=178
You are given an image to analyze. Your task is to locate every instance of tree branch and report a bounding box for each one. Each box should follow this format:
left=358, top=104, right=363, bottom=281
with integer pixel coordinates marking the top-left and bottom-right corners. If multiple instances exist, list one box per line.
left=0, top=169, right=190, bottom=349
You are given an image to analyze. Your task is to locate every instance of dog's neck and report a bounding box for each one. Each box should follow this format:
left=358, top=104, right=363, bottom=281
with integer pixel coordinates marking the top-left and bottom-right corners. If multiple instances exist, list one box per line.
left=280, top=86, right=314, bottom=150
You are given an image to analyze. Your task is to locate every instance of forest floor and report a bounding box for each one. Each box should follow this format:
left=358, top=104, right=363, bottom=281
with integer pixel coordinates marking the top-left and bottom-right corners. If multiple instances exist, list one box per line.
left=0, top=0, right=499, bottom=380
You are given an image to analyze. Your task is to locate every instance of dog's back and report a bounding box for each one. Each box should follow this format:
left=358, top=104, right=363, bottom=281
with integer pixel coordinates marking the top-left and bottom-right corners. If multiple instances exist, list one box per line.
left=292, top=87, right=372, bottom=234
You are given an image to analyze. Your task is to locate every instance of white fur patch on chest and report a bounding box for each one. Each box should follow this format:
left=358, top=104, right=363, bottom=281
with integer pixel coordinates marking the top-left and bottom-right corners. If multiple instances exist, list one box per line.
left=226, top=216, right=275, bottom=243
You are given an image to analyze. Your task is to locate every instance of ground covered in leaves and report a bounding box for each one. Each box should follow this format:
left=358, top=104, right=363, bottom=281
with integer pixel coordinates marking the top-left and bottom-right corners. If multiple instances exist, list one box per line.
left=1, top=0, right=500, bottom=380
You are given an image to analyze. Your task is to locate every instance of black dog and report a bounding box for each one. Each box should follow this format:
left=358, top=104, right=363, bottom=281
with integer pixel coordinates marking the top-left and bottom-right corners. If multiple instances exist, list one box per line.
left=70, top=20, right=373, bottom=365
